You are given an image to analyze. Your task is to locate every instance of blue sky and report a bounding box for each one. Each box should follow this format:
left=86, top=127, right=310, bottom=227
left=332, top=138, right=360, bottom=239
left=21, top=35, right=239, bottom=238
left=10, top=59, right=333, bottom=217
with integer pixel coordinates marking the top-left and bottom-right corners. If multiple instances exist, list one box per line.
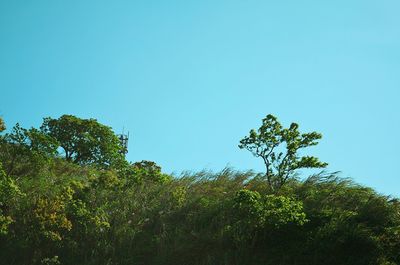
left=1, top=1, right=399, bottom=196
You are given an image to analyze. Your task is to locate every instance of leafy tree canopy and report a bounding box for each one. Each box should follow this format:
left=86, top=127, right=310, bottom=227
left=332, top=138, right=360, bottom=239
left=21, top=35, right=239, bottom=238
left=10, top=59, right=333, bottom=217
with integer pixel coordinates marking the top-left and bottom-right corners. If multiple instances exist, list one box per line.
left=123, top=160, right=172, bottom=185
left=0, top=123, right=59, bottom=177
left=40, top=115, right=126, bottom=168
left=239, top=114, right=327, bottom=190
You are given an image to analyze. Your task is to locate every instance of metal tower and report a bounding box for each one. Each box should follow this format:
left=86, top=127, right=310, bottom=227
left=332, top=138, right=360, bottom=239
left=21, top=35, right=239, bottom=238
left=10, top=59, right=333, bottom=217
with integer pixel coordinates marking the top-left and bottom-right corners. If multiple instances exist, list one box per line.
left=118, top=130, right=129, bottom=156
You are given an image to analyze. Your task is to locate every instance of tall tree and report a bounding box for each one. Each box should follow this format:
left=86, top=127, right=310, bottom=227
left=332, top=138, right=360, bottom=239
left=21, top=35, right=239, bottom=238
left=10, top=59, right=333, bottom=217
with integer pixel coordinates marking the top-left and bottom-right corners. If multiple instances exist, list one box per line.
left=40, top=115, right=125, bottom=168
left=239, top=114, right=327, bottom=190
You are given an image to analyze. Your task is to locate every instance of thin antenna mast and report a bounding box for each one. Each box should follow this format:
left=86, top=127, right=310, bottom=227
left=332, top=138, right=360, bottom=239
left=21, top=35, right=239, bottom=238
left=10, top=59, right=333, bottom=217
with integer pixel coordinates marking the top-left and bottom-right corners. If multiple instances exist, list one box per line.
left=118, top=128, right=129, bottom=156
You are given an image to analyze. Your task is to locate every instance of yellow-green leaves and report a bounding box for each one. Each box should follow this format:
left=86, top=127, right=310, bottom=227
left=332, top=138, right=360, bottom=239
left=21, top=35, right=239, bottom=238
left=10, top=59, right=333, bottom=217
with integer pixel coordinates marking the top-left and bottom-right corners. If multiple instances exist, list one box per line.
left=33, top=195, right=73, bottom=241
left=0, top=164, right=22, bottom=235
left=172, top=186, right=187, bottom=208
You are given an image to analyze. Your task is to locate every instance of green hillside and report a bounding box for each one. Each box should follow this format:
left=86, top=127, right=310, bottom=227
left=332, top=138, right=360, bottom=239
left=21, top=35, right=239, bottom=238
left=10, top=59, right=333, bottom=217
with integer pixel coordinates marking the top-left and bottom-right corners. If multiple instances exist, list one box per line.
left=0, top=115, right=399, bottom=265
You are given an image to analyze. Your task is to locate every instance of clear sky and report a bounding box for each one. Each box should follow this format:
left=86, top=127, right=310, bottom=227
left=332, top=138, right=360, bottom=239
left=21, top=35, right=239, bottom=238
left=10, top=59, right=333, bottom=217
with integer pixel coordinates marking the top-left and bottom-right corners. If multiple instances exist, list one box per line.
left=1, top=1, right=399, bottom=196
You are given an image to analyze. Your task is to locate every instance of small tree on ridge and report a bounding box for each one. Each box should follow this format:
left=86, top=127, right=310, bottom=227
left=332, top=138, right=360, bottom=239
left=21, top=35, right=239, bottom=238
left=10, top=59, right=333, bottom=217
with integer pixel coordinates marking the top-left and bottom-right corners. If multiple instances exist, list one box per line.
left=239, top=114, right=327, bottom=190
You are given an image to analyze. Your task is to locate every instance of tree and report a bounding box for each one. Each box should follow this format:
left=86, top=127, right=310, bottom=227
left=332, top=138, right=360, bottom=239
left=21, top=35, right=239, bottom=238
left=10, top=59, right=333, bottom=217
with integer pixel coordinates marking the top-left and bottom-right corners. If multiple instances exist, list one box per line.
left=239, top=114, right=327, bottom=190
left=40, top=115, right=126, bottom=168
left=0, top=123, right=58, bottom=177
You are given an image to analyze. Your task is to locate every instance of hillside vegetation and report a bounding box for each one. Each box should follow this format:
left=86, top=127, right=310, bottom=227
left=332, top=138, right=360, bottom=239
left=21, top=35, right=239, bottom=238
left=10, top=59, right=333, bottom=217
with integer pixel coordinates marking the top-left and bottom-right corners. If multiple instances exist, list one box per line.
left=0, top=115, right=399, bottom=265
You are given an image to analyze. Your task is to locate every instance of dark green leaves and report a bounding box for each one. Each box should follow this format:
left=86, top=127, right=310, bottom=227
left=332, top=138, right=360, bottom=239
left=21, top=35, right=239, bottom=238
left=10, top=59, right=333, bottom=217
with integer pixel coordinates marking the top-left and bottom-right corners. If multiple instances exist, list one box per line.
left=41, top=115, right=126, bottom=168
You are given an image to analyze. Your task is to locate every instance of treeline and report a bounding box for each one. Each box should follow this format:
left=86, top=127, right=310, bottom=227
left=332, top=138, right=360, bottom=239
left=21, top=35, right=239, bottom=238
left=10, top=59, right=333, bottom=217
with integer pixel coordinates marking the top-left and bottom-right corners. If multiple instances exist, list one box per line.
left=0, top=115, right=399, bottom=265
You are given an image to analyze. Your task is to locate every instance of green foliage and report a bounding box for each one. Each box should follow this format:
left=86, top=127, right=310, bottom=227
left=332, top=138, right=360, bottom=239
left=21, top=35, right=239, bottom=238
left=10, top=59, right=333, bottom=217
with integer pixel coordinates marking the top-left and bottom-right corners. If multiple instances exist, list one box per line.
left=262, top=194, right=308, bottom=227
left=40, top=115, right=125, bottom=168
left=231, top=189, right=307, bottom=244
left=2, top=123, right=58, bottom=156
left=0, top=164, right=21, bottom=234
left=239, top=114, right=327, bottom=190
left=1, top=162, right=399, bottom=265
left=0, top=114, right=399, bottom=265
left=124, top=160, right=172, bottom=185
left=0, top=123, right=59, bottom=177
